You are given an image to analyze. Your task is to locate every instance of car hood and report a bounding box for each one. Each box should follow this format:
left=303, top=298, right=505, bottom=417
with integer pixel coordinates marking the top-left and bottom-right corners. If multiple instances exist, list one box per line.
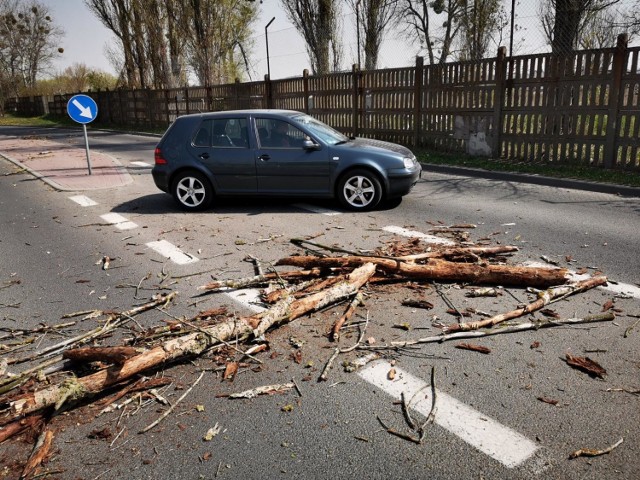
left=333, top=137, right=413, bottom=157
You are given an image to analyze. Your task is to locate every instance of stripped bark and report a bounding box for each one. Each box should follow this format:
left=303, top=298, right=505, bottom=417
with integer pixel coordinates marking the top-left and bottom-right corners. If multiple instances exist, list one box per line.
left=443, top=276, right=607, bottom=333
left=63, top=346, right=139, bottom=365
left=20, top=427, right=54, bottom=479
left=5, top=263, right=376, bottom=419
left=275, top=256, right=567, bottom=288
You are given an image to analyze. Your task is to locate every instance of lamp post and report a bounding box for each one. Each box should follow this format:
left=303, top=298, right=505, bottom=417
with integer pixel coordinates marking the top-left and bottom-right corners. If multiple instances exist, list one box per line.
left=265, top=16, right=275, bottom=80
left=356, top=0, right=362, bottom=70
left=509, top=0, right=515, bottom=59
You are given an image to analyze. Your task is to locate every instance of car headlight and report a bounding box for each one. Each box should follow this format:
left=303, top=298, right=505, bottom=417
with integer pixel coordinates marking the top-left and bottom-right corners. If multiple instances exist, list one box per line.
left=403, top=157, right=416, bottom=169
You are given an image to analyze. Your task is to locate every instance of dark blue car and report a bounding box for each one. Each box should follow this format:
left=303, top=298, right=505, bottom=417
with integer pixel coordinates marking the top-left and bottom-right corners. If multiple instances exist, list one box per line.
left=152, top=109, right=421, bottom=211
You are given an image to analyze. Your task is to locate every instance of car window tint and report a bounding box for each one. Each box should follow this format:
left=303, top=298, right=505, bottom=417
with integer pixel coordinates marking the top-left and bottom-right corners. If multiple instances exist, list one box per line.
left=256, top=118, right=304, bottom=148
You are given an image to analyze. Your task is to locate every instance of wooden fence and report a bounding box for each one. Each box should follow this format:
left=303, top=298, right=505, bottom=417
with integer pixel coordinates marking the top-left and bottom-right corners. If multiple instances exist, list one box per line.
left=6, top=34, right=639, bottom=171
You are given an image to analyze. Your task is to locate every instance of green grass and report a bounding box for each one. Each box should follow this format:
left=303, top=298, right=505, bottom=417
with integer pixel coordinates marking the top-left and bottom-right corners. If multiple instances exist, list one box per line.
left=416, top=149, right=640, bottom=188
left=1, top=114, right=639, bottom=188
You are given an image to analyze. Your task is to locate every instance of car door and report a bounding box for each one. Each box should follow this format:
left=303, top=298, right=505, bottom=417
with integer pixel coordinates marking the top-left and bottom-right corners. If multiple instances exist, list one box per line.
left=191, top=117, right=257, bottom=194
left=254, top=117, right=331, bottom=195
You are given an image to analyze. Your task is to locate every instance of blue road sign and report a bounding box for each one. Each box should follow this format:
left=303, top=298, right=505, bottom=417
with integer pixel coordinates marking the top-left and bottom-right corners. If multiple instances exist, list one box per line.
left=67, top=94, right=98, bottom=124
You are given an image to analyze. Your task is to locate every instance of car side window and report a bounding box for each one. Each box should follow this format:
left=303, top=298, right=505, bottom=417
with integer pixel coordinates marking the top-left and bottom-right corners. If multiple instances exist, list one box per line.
left=193, top=118, right=249, bottom=148
left=192, top=120, right=211, bottom=147
left=256, top=118, right=305, bottom=148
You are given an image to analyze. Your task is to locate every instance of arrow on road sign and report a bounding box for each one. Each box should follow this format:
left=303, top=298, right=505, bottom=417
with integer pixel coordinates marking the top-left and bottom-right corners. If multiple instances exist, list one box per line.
left=71, top=98, right=93, bottom=119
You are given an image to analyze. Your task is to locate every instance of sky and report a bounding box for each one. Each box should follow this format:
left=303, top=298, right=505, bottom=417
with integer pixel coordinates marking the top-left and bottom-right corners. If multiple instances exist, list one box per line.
left=38, top=0, right=617, bottom=82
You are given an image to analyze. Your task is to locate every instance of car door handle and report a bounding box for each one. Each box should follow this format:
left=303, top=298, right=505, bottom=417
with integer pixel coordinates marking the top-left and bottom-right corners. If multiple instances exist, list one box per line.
left=198, top=152, right=209, bottom=160
left=258, top=154, right=270, bottom=161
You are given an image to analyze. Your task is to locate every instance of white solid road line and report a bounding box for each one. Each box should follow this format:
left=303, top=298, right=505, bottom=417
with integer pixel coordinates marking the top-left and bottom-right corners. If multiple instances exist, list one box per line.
left=69, top=195, right=97, bottom=207
left=294, top=203, right=342, bottom=216
left=100, top=212, right=138, bottom=230
left=358, top=361, right=539, bottom=469
left=382, top=225, right=456, bottom=245
left=146, top=240, right=199, bottom=265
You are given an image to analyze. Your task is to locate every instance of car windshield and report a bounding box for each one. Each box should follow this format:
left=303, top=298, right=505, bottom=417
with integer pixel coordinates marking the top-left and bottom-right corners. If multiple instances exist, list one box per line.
left=290, top=114, right=349, bottom=145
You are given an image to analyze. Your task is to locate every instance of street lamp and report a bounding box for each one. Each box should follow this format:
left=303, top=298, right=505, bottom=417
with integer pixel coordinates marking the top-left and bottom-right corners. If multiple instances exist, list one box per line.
left=356, top=0, right=361, bottom=70
left=265, top=16, right=275, bottom=79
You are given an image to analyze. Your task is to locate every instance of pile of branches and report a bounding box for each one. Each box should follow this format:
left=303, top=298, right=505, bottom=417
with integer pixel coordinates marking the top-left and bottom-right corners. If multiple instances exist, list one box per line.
left=0, top=235, right=612, bottom=477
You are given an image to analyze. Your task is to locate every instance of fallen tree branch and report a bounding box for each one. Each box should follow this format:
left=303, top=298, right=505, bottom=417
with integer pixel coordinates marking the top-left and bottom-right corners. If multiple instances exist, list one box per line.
left=276, top=256, right=567, bottom=288
left=331, top=291, right=364, bottom=341
left=140, top=371, right=205, bottom=433
left=197, top=269, right=324, bottom=292
left=569, top=437, right=624, bottom=459
left=363, top=313, right=615, bottom=349
left=443, top=276, right=607, bottom=333
left=4, top=263, right=376, bottom=419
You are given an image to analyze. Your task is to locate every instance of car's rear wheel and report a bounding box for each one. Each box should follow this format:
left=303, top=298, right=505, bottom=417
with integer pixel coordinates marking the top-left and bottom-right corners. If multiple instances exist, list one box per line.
left=172, top=171, right=213, bottom=211
left=337, top=169, right=382, bottom=211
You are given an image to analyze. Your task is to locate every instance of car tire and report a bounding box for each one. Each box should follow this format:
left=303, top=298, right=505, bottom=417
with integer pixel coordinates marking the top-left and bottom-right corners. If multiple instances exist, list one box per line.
left=337, top=169, right=383, bottom=211
left=172, top=171, right=213, bottom=211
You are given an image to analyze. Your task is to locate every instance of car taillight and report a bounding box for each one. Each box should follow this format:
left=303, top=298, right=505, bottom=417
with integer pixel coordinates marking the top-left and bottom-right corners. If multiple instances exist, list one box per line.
left=154, top=147, right=167, bottom=165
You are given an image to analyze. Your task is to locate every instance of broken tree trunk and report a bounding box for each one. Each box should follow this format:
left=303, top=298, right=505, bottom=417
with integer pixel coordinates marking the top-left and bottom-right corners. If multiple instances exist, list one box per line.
left=276, top=256, right=567, bottom=288
left=5, top=263, right=376, bottom=418
left=443, top=276, right=608, bottom=333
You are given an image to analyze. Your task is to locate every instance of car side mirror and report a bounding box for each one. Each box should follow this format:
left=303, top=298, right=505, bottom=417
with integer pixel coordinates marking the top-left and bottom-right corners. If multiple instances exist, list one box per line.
left=303, top=139, right=320, bottom=150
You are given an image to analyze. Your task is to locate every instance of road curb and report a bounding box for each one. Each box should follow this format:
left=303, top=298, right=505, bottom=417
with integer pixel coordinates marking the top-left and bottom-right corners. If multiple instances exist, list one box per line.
left=421, top=163, right=640, bottom=198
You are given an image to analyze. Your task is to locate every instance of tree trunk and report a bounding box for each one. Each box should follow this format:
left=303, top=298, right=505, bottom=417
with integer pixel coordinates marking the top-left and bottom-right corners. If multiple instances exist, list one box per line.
left=275, top=256, right=567, bottom=288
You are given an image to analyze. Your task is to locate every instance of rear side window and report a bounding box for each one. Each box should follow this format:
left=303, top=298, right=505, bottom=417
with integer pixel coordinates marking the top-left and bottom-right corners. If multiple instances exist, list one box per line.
left=192, top=118, right=249, bottom=148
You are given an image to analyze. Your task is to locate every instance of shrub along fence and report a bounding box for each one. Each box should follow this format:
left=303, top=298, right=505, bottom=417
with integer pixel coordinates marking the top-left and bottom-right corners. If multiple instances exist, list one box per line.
left=6, top=34, right=639, bottom=171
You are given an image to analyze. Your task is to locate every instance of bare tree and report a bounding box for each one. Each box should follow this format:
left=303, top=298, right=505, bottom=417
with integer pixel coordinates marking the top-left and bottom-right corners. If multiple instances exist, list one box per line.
left=85, top=0, right=140, bottom=87
left=579, top=6, right=637, bottom=48
left=396, top=0, right=465, bottom=64
left=0, top=0, right=63, bottom=95
left=455, top=0, right=506, bottom=60
left=539, top=0, right=623, bottom=55
left=280, top=0, right=343, bottom=75
left=347, top=0, right=397, bottom=70
left=175, top=0, right=257, bottom=87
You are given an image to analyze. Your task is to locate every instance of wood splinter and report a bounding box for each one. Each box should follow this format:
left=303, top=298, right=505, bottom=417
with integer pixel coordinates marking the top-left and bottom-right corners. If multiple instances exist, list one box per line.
left=569, top=437, right=624, bottom=459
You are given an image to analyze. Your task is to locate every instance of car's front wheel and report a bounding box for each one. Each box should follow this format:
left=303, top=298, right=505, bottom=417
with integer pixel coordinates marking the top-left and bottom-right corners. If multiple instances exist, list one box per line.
left=172, top=171, right=213, bottom=211
left=337, top=169, right=383, bottom=211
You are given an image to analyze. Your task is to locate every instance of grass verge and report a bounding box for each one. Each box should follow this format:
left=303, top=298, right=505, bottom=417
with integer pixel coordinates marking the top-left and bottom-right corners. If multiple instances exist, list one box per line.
left=416, top=150, right=640, bottom=188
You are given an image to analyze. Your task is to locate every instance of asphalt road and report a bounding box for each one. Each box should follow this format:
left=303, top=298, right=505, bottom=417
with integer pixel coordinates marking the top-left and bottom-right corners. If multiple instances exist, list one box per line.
left=1, top=127, right=639, bottom=480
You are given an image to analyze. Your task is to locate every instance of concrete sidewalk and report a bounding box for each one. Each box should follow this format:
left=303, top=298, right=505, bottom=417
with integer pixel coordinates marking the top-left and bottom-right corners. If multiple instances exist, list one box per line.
left=0, top=135, right=132, bottom=191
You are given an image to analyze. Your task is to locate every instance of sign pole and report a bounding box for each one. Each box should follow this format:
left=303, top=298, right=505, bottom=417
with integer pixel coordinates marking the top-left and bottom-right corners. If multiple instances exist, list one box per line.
left=82, top=124, right=93, bottom=175
left=67, top=94, right=98, bottom=176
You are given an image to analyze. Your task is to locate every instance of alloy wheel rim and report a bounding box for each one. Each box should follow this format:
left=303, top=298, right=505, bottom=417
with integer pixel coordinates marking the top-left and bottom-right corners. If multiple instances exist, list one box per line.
left=344, top=176, right=375, bottom=207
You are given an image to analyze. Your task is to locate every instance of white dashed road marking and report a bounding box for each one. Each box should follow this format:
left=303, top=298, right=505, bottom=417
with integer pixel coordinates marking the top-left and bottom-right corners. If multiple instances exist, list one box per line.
left=100, top=213, right=138, bottom=230
left=223, top=288, right=265, bottom=313
left=382, top=225, right=456, bottom=245
left=146, top=240, right=198, bottom=265
left=525, top=262, right=640, bottom=300
left=130, top=161, right=152, bottom=168
left=69, top=195, right=97, bottom=207
left=359, top=361, right=539, bottom=468
left=294, top=203, right=342, bottom=216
